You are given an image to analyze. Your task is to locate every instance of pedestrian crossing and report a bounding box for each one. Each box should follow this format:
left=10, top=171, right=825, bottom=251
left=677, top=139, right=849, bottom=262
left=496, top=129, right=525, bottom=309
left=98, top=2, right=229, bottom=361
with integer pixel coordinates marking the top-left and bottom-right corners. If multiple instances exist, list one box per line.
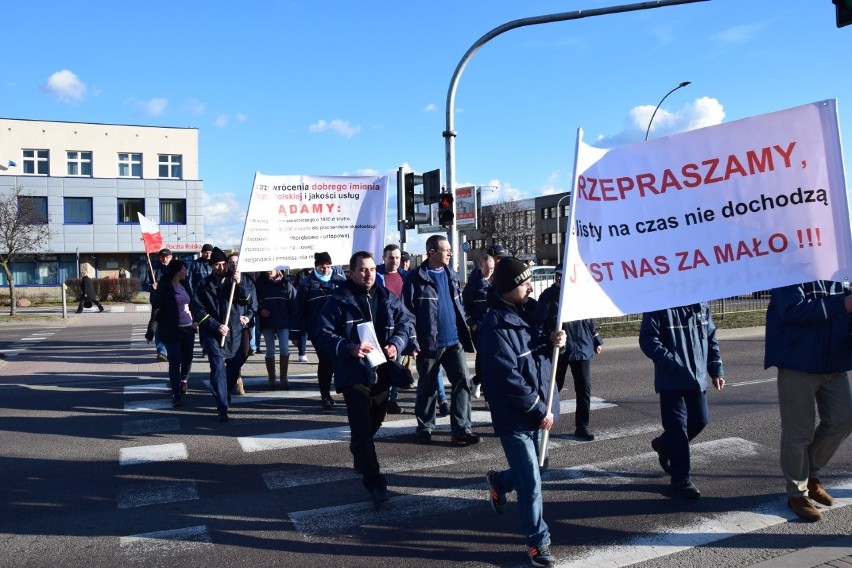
left=0, top=329, right=58, bottom=358
left=112, top=366, right=843, bottom=567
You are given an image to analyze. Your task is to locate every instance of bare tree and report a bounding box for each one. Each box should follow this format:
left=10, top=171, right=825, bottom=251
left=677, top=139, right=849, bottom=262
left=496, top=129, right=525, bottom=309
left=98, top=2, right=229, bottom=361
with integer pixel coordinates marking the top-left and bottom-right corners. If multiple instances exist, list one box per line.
left=0, top=187, right=53, bottom=316
left=477, top=199, right=536, bottom=258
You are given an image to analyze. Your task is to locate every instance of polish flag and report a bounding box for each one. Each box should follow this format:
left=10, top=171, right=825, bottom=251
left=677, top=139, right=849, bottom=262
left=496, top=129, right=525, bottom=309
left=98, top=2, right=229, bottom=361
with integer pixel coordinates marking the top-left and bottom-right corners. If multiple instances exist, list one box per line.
left=137, top=213, right=163, bottom=253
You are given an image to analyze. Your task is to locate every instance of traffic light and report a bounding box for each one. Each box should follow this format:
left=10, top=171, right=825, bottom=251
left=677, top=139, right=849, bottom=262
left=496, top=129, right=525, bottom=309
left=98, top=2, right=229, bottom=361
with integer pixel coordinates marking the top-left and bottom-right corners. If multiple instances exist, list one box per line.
left=835, top=0, right=852, bottom=27
left=438, top=192, right=454, bottom=226
left=422, top=169, right=441, bottom=205
left=403, top=172, right=428, bottom=229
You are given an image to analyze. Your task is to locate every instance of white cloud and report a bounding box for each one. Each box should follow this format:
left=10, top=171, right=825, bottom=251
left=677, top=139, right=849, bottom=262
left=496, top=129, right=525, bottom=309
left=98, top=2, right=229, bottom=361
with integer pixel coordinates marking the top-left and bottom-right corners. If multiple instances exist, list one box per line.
left=423, top=103, right=437, bottom=112
left=593, top=96, right=725, bottom=147
left=712, top=23, right=764, bottom=47
left=141, top=98, right=168, bottom=116
left=235, top=113, right=247, bottom=122
left=215, top=114, right=228, bottom=127
left=482, top=179, right=523, bottom=204
left=44, top=70, right=86, bottom=102
left=202, top=191, right=246, bottom=249
left=308, top=119, right=361, bottom=138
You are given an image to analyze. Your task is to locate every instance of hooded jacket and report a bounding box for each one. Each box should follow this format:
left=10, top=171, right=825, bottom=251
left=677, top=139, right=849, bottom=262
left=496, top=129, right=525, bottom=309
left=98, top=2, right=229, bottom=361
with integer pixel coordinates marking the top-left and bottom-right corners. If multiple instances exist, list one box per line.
left=314, top=279, right=412, bottom=392
left=291, top=269, right=346, bottom=340
left=477, top=288, right=560, bottom=435
left=191, top=272, right=251, bottom=359
left=256, top=273, right=297, bottom=330
left=639, top=303, right=723, bottom=393
left=402, top=261, right=474, bottom=355
left=764, top=280, right=852, bottom=374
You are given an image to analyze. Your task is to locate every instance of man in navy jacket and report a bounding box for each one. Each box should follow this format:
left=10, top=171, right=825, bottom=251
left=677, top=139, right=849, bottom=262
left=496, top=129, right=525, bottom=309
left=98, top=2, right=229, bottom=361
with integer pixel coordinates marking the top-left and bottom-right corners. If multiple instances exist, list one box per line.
left=478, top=257, right=565, bottom=568
left=765, top=280, right=852, bottom=522
left=314, top=251, right=412, bottom=508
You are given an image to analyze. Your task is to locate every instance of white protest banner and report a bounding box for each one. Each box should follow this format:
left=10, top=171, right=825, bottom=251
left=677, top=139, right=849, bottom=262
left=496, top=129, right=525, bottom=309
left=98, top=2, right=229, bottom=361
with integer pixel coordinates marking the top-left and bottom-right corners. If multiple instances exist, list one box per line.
left=558, top=100, right=851, bottom=322
left=237, top=173, right=388, bottom=272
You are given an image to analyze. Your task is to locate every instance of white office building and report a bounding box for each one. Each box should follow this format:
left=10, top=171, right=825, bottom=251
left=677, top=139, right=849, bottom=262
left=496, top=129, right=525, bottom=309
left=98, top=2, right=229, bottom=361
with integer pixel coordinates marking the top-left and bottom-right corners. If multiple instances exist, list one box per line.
left=0, top=117, right=204, bottom=287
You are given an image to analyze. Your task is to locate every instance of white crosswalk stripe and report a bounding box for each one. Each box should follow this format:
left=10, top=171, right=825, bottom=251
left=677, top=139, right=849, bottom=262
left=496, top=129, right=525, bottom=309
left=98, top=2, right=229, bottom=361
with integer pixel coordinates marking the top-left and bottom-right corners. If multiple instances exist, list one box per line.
left=119, top=525, right=211, bottom=559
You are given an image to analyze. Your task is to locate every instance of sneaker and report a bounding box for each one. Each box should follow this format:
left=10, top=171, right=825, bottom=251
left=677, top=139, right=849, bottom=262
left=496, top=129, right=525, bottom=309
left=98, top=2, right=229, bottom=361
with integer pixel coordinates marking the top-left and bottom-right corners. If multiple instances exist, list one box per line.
left=386, top=401, right=404, bottom=415
left=473, top=384, right=482, bottom=399
left=671, top=480, right=701, bottom=499
left=451, top=432, right=481, bottom=447
left=171, top=395, right=181, bottom=408
left=807, top=477, right=834, bottom=506
left=180, top=381, right=188, bottom=395
left=486, top=471, right=507, bottom=515
left=438, top=400, right=450, bottom=417
left=298, top=355, right=309, bottom=363
left=321, top=396, right=334, bottom=412
left=156, top=352, right=168, bottom=363
left=788, top=496, right=821, bottom=521
left=416, top=431, right=432, bottom=445
left=574, top=428, right=595, bottom=441
left=248, top=349, right=256, bottom=356
left=528, top=543, right=555, bottom=567
left=651, top=436, right=672, bottom=474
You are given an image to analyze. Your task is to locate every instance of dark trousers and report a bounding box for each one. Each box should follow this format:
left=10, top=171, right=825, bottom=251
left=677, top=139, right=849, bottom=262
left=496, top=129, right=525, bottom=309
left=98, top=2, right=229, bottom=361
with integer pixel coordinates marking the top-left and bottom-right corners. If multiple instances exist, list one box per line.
left=313, top=341, right=333, bottom=398
left=203, top=334, right=249, bottom=413
left=163, top=330, right=195, bottom=394
left=556, top=357, right=592, bottom=430
left=341, top=376, right=390, bottom=493
left=659, top=389, right=709, bottom=484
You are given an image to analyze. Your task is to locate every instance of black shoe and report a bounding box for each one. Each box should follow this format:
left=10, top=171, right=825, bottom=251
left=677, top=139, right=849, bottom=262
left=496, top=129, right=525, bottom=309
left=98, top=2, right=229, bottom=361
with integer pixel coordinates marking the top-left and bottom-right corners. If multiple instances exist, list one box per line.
left=180, top=381, right=188, bottom=395
left=371, top=488, right=390, bottom=509
left=156, top=352, right=168, bottom=363
left=98, top=308, right=104, bottom=313
left=438, top=400, right=450, bottom=417
left=171, top=395, right=181, bottom=407
left=651, top=436, right=672, bottom=474
left=574, top=428, right=595, bottom=441
left=321, top=396, right=334, bottom=412
left=416, top=431, right=432, bottom=445
left=386, top=401, right=404, bottom=415
left=486, top=471, right=507, bottom=515
left=217, top=411, right=229, bottom=422
left=671, top=480, right=701, bottom=499
left=451, top=432, right=481, bottom=447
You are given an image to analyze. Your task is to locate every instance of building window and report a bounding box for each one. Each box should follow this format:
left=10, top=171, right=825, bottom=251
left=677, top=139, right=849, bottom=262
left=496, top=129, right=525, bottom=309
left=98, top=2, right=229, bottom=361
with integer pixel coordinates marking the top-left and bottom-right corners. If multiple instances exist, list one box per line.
left=158, top=154, right=183, bottom=179
left=541, top=208, right=550, bottom=220
left=18, top=196, right=48, bottom=224
left=64, top=197, right=93, bottom=224
left=160, top=199, right=186, bottom=224
left=67, top=151, right=93, bottom=177
left=118, top=198, right=145, bottom=224
left=23, top=149, right=49, bottom=175
left=118, top=153, right=142, bottom=177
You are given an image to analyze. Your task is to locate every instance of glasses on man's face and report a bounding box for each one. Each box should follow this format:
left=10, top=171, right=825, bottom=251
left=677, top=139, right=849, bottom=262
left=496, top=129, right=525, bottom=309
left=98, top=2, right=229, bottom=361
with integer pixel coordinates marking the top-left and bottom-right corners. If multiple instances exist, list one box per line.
left=436, top=248, right=452, bottom=254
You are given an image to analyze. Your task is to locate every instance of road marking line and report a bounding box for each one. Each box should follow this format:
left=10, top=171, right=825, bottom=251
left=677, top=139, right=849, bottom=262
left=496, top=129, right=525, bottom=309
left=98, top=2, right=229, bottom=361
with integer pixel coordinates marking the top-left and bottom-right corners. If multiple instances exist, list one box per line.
left=124, top=383, right=169, bottom=395
left=119, top=525, right=211, bottom=556
left=119, top=443, right=188, bottom=465
left=116, top=481, right=199, bottom=509
left=240, top=398, right=615, bottom=453
left=122, top=418, right=181, bottom=435
left=285, top=437, right=770, bottom=539
left=124, top=399, right=174, bottom=411
left=558, top=479, right=852, bottom=568
left=728, top=377, right=777, bottom=387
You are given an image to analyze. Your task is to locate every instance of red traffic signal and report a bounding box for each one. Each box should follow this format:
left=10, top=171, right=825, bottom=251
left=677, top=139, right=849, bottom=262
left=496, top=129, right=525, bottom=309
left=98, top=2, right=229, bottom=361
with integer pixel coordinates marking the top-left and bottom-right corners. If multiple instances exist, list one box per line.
left=438, top=192, right=454, bottom=226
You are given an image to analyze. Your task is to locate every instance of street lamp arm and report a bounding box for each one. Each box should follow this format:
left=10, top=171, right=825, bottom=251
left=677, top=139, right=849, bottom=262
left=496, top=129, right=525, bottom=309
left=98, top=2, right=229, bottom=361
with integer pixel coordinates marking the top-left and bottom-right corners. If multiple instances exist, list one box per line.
left=644, top=81, right=691, bottom=141
left=443, top=0, right=707, bottom=271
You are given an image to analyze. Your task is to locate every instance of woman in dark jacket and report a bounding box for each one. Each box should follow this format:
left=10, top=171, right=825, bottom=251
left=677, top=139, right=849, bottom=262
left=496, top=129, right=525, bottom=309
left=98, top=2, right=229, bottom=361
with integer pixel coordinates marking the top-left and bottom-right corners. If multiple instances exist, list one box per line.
left=256, top=269, right=297, bottom=389
left=146, top=260, right=196, bottom=407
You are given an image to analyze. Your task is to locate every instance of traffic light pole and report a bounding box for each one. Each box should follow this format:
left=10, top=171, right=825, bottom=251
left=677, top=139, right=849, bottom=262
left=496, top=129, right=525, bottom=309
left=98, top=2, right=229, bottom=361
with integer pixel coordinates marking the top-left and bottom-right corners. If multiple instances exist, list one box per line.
left=397, top=166, right=406, bottom=249
left=442, top=0, right=707, bottom=273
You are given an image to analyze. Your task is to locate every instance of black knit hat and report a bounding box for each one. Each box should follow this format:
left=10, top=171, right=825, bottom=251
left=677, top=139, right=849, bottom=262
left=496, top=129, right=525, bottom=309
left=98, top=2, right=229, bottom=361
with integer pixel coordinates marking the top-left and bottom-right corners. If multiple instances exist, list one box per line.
left=209, top=246, right=228, bottom=264
left=487, top=243, right=509, bottom=259
left=314, top=251, right=332, bottom=266
left=201, top=243, right=214, bottom=253
left=493, top=257, right=532, bottom=293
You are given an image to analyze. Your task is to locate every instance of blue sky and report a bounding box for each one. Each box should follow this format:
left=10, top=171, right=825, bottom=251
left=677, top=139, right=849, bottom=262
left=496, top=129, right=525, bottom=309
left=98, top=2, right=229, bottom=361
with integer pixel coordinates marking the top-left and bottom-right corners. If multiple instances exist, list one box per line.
left=3, top=0, right=851, bottom=253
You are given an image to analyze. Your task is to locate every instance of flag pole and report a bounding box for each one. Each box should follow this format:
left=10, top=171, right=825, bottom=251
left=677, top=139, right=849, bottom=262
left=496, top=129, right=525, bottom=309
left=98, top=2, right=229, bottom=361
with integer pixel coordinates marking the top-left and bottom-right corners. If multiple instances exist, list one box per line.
left=220, top=281, right=236, bottom=348
left=538, top=344, right=561, bottom=467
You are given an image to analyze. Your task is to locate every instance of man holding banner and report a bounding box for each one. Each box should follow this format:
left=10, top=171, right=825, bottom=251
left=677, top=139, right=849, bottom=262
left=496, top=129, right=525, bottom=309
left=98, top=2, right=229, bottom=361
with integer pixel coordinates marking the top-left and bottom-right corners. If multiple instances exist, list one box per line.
left=478, top=257, right=564, bottom=568
left=765, top=280, right=852, bottom=522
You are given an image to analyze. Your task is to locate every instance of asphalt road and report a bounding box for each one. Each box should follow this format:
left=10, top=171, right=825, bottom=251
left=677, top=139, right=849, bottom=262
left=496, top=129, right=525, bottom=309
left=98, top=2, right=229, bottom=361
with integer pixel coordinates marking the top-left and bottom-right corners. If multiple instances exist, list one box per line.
left=1, top=308, right=851, bottom=567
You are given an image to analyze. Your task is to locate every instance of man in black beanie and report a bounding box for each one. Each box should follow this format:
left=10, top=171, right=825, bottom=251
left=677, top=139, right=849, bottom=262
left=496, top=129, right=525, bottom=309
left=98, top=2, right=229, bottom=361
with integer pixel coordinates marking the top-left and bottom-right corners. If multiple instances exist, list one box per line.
left=478, top=256, right=565, bottom=568
left=187, top=243, right=214, bottom=296
left=191, top=246, right=253, bottom=421
left=292, top=251, right=346, bottom=411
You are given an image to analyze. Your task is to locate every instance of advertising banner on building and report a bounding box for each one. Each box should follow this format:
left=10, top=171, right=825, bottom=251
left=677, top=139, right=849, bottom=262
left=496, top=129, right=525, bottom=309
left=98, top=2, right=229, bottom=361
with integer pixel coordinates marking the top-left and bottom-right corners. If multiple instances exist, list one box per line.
left=558, top=100, right=851, bottom=322
left=237, top=173, right=388, bottom=272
